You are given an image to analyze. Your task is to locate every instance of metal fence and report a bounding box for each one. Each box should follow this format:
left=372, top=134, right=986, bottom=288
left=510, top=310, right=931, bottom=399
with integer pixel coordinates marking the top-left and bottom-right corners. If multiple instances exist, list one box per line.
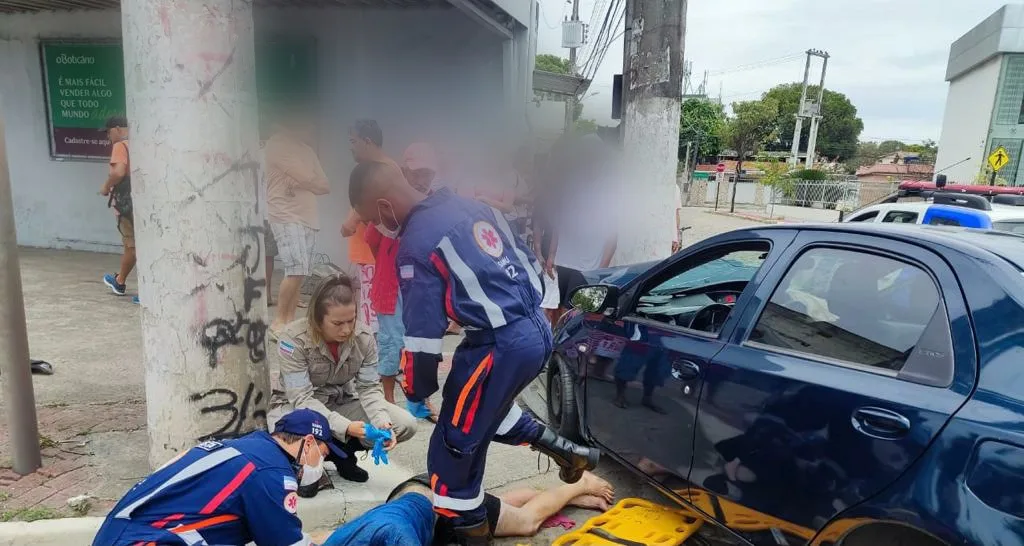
left=768, top=176, right=862, bottom=210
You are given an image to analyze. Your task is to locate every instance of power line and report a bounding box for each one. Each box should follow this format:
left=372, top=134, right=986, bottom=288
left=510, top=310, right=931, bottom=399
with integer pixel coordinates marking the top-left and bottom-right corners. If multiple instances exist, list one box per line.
left=540, top=5, right=560, bottom=29
left=708, top=52, right=804, bottom=76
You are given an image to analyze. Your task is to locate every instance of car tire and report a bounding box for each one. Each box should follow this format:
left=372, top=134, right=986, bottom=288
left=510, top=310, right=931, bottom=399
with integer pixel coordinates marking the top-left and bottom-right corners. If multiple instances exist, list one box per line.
left=839, top=524, right=943, bottom=546
left=546, top=355, right=582, bottom=443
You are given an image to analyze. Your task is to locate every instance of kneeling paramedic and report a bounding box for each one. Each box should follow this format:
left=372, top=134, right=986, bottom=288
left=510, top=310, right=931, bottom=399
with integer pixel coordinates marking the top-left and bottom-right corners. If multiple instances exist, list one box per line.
left=92, top=409, right=343, bottom=546
left=349, top=161, right=600, bottom=544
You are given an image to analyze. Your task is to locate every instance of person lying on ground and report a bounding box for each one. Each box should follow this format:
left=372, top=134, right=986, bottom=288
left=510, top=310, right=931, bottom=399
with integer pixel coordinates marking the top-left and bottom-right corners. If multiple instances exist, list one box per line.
left=321, top=471, right=615, bottom=546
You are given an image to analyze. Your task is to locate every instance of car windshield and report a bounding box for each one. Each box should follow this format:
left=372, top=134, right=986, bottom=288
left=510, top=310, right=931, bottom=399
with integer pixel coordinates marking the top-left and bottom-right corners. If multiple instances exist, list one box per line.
left=650, top=251, right=765, bottom=294
left=993, top=221, right=1024, bottom=235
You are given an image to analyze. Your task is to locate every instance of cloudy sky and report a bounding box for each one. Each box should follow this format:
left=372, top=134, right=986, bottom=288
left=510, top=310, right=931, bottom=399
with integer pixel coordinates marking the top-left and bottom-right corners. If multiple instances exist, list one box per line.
left=536, top=0, right=1011, bottom=143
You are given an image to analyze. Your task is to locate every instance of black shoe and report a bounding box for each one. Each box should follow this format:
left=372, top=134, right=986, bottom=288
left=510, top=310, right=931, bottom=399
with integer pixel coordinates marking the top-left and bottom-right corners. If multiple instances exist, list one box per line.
left=453, top=520, right=492, bottom=546
left=326, top=440, right=369, bottom=483
left=531, top=427, right=601, bottom=483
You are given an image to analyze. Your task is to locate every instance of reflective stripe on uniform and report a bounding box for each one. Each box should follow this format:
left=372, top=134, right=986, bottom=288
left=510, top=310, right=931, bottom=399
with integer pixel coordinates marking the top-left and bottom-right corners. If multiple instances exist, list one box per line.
left=115, top=448, right=242, bottom=519
left=495, top=403, right=523, bottom=436
left=433, top=489, right=486, bottom=511
left=404, top=336, right=444, bottom=354
left=437, top=237, right=507, bottom=328
left=491, top=209, right=543, bottom=297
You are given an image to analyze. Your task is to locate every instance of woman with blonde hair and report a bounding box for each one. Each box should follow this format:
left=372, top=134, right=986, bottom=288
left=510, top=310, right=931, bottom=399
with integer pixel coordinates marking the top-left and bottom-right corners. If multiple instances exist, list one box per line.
left=270, top=273, right=417, bottom=485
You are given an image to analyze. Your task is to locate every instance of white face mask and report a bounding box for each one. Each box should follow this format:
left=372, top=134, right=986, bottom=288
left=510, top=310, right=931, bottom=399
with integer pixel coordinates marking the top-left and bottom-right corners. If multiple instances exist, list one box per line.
left=299, top=442, right=325, bottom=487
left=375, top=221, right=399, bottom=239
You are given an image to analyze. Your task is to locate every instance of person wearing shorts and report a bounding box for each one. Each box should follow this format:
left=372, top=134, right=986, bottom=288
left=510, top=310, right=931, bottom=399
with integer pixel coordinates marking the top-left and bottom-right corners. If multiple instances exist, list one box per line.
left=100, top=116, right=138, bottom=302
left=266, top=117, right=330, bottom=336
left=321, top=471, right=614, bottom=546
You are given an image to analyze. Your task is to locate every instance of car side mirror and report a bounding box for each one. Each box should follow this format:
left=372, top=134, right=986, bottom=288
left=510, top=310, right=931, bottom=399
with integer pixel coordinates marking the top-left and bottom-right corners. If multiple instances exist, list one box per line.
left=569, top=284, right=618, bottom=314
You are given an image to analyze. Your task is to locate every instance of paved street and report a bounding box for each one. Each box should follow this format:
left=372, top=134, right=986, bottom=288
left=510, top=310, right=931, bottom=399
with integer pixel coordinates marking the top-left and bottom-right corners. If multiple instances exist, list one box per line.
left=0, top=208, right=760, bottom=540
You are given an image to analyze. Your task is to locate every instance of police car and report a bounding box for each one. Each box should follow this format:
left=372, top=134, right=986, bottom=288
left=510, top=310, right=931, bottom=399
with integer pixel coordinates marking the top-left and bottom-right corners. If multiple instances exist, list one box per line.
left=844, top=192, right=1024, bottom=233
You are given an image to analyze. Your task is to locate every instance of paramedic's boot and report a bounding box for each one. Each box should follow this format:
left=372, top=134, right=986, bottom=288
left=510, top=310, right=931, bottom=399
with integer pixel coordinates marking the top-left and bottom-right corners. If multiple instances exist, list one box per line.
left=325, top=439, right=368, bottom=483
left=531, top=427, right=601, bottom=483
left=454, top=520, right=492, bottom=546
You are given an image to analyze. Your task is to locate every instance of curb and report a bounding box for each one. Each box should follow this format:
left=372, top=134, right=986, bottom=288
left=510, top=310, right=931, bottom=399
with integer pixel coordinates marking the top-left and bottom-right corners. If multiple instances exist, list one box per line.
left=0, top=463, right=413, bottom=546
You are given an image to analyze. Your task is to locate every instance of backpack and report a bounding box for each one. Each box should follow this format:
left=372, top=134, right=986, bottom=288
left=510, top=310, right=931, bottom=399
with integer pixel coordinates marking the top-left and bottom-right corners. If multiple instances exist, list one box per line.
left=108, top=143, right=133, bottom=223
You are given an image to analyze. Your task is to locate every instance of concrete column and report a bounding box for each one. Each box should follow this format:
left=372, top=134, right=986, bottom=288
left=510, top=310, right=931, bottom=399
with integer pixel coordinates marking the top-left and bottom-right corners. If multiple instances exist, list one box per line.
left=618, top=0, right=686, bottom=264
left=122, top=0, right=270, bottom=467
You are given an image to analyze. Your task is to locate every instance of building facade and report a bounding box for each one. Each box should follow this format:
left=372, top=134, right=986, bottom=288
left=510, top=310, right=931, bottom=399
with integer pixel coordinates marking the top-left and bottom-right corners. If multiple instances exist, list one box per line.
left=0, top=0, right=538, bottom=265
left=936, top=4, right=1024, bottom=186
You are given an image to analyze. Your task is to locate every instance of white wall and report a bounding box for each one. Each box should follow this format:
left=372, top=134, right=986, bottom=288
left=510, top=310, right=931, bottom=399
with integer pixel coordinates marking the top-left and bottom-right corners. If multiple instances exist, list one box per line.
left=0, top=11, right=124, bottom=253
left=935, top=55, right=1002, bottom=184
left=1, top=7, right=512, bottom=265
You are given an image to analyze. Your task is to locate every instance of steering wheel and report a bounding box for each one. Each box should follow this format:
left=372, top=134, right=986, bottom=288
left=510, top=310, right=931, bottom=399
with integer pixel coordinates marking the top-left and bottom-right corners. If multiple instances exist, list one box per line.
left=687, top=304, right=734, bottom=334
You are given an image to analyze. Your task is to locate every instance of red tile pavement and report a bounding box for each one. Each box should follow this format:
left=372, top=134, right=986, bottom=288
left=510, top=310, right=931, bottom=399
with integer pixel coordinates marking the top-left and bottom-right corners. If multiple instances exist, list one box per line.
left=0, top=400, right=145, bottom=519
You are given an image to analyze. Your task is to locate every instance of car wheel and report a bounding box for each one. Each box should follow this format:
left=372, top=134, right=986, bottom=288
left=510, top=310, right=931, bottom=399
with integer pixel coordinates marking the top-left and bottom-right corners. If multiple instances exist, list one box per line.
left=546, top=356, right=582, bottom=443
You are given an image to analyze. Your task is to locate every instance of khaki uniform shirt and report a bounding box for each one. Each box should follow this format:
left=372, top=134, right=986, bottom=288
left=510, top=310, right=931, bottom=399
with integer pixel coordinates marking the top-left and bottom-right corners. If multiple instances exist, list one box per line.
left=272, top=320, right=390, bottom=439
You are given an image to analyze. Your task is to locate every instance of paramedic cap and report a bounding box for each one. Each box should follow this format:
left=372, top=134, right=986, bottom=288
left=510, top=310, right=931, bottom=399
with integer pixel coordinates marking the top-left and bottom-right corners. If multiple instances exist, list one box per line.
left=274, top=408, right=347, bottom=459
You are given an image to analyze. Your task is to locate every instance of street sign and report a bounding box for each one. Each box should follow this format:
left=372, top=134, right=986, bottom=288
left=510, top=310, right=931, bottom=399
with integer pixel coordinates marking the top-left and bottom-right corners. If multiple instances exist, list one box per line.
left=716, top=163, right=726, bottom=173
left=989, top=146, right=1011, bottom=173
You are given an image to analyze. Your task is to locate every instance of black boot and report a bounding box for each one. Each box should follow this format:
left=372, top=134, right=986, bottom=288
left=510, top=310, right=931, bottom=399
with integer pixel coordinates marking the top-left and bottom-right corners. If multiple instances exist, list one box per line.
left=453, top=520, right=492, bottom=546
left=531, top=427, right=601, bottom=483
left=326, top=438, right=368, bottom=483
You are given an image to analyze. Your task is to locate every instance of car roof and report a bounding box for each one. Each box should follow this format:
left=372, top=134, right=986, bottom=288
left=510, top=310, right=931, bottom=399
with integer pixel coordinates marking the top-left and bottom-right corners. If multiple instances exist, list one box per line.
left=853, top=202, right=1024, bottom=221
left=746, top=223, right=1024, bottom=269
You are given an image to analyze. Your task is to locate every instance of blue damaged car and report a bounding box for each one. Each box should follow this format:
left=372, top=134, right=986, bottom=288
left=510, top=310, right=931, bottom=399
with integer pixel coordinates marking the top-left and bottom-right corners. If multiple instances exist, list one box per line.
left=520, top=223, right=1024, bottom=546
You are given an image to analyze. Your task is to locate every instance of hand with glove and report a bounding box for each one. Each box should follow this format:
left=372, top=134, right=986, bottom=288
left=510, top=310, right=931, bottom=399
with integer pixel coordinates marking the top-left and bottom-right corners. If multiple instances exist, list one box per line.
left=363, top=423, right=395, bottom=466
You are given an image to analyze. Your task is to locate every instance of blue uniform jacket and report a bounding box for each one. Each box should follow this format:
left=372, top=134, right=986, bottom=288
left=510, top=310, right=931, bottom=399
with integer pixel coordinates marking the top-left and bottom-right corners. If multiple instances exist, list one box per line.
left=92, top=431, right=309, bottom=546
left=397, top=188, right=544, bottom=402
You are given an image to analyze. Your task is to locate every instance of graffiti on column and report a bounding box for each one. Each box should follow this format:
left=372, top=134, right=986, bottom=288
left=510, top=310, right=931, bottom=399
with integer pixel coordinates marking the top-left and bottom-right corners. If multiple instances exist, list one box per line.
left=189, top=382, right=267, bottom=441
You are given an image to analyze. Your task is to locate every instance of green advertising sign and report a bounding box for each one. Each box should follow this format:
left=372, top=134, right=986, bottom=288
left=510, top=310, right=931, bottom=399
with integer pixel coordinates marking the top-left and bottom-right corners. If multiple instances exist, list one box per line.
left=41, top=38, right=317, bottom=160
left=41, top=42, right=127, bottom=159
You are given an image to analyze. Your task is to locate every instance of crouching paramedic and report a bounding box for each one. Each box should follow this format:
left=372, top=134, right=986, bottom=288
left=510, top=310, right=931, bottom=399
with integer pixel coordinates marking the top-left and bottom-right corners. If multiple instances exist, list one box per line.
left=348, top=160, right=600, bottom=545
left=92, top=409, right=343, bottom=546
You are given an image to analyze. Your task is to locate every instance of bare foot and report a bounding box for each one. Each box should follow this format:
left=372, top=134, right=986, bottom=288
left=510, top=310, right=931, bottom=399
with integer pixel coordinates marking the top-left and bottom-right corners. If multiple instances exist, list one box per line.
left=580, top=471, right=615, bottom=504
left=569, top=493, right=611, bottom=512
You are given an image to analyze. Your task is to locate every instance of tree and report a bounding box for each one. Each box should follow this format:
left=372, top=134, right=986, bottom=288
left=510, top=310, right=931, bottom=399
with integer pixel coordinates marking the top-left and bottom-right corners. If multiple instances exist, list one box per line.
left=905, top=139, right=938, bottom=164
left=574, top=118, right=598, bottom=135
left=762, top=83, right=864, bottom=162
left=536, top=54, right=570, bottom=74
left=724, top=99, right=779, bottom=212
left=679, top=98, right=726, bottom=166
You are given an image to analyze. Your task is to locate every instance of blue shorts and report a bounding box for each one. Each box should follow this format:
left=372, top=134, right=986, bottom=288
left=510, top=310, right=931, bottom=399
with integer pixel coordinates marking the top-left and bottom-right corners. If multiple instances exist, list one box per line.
left=376, top=293, right=404, bottom=377
left=322, top=493, right=434, bottom=546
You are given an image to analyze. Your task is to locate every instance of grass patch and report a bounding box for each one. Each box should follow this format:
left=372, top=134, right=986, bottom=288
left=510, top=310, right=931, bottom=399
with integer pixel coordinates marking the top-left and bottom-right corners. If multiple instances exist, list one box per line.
left=38, top=435, right=58, bottom=449
left=0, top=491, right=11, bottom=502
left=0, top=506, right=62, bottom=522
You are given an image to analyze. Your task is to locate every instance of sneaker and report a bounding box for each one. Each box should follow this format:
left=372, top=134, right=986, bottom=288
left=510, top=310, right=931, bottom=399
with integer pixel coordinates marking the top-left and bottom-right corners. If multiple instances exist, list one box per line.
left=132, top=296, right=140, bottom=305
left=103, top=274, right=127, bottom=296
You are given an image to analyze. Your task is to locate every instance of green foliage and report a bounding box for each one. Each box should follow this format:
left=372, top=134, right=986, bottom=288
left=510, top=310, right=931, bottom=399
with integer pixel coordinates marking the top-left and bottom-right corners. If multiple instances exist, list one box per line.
left=679, top=98, right=726, bottom=163
left=846, top=139, right=938, bottom=173
left=1, top=506, right=62, bottom=522
left=791, top=168, right=828, bottom=180
left=574, top=118, right=598, bottom=135
left=757, top=160, right=795, bottom=197
left=536, top=54, right=571, bottom=74
left=724, top=99, right=779, bottom=167
left=762, top=83, right=864, bottom=162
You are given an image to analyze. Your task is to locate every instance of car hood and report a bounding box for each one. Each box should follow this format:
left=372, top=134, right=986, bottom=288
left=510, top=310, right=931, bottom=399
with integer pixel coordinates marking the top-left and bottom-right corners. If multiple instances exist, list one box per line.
left=582, top=260, right=660, bottom=288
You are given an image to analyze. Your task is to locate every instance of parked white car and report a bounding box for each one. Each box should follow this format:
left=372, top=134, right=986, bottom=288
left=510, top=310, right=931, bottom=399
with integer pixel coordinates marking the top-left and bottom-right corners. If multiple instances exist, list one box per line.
left=844, top=197, right=1024, bottom=234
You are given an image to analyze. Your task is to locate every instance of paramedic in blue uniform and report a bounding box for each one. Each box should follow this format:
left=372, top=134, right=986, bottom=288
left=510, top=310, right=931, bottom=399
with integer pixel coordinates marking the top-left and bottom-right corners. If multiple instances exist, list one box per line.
left=92, top=409, right=343, bottom=546
left=348, top=160, right=600, bottom=545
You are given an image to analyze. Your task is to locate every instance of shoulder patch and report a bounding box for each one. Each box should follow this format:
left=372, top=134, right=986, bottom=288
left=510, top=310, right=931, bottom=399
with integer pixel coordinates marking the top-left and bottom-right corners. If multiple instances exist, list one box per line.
left=279, top=341, right=296, bottom=356
left=196, top=440, right=224, bottom=452
left=473, top=221, right=504, bottom=258
left=284, top=491, right=299, bottom=514
left=283, top=476, right=298, bottom=491
left=400, top=265, right=415, bottom=280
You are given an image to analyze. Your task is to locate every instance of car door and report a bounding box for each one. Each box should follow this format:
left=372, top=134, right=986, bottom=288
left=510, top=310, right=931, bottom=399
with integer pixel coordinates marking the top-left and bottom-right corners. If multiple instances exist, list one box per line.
left=688, top=231, right=974, bottom=546
left=584, top=233, right=792, bottom=498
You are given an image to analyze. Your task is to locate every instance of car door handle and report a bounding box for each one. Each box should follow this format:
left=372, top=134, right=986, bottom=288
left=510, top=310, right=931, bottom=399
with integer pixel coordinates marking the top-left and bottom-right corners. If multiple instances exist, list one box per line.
left=672, top=360, right=701, bottom=381
left=851, top=407, right=911, bottom=440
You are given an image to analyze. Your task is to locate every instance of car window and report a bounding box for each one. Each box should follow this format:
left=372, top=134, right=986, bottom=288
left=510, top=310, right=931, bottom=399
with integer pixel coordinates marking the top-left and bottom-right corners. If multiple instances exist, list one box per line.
left=882, top=210, right=918, bottom=224
left=848, top=210, right=879, bottom=222
left=750, top=248, right=940, bottom=372
left=634, top=243, right=770, bottom=334
left=993, top=220, right=1024, bottom=234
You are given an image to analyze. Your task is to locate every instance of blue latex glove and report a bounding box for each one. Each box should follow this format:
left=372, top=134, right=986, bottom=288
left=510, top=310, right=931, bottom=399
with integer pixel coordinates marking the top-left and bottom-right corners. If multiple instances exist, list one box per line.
left=406, top=400, right=432, bottom=419
left=363, top=423, right=394, bottom=466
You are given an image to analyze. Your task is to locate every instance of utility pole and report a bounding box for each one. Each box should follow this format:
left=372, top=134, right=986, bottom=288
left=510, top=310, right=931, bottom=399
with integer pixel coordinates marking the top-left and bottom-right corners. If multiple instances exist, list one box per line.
left=563, top=0, right=582, bottom=135
left=788, top=49, right=829, bottom=169
left=620, top=0, right=687, bottom=264
left=805, top=52, right=829, bottom=169
left=788, top=54, right=812, bottom=169
left=0, top=103, right=41, bottom=476
left=123, top=0, right=271, bottom=467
